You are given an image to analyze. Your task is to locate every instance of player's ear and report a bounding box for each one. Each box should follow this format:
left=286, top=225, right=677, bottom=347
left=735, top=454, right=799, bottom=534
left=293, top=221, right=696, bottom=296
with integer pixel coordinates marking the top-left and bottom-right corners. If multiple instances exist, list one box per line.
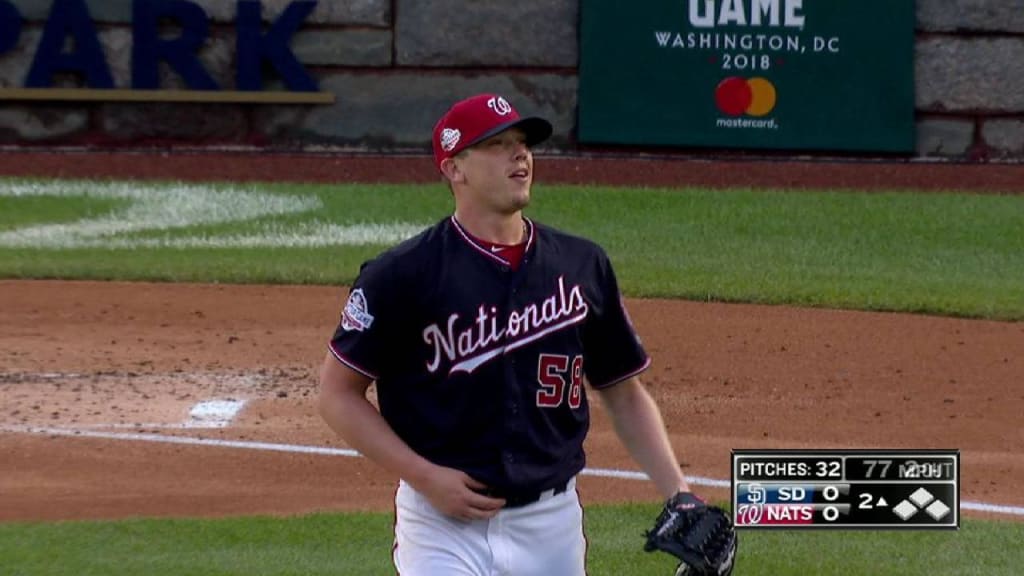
left=440, top=157, right=465, bottom=184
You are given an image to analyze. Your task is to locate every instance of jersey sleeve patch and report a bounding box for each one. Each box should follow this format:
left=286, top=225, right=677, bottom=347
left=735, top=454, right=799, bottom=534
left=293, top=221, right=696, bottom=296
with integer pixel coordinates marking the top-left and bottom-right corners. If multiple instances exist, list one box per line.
left=341, top=288, right=375, bottom=332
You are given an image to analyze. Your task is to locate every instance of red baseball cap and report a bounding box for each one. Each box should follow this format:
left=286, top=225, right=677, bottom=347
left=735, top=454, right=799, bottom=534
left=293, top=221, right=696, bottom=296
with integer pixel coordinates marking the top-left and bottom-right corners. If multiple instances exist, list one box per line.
left=432, top=93, right=553, bottom=171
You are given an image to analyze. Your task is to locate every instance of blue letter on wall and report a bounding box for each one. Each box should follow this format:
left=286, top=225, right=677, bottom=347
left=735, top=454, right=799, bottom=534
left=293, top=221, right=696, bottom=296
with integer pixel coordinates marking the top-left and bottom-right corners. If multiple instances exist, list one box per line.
left=25, top=0, right=114, bottom=88
left=237, top=1, right=317, bottom=92
left=132, top=0, right=218, bottom=90
left=0, top=1, right=22, bottom=55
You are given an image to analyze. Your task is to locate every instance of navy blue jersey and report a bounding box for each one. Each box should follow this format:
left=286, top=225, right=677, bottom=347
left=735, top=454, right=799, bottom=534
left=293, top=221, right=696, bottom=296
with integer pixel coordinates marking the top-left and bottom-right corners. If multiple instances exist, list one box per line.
left=329, top=216, right=648, bottom=494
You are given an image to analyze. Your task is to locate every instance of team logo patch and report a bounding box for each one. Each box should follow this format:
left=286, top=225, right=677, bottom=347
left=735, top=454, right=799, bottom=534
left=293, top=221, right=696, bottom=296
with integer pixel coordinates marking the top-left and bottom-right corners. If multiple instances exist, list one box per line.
left=440, top=128, right=461, bottom=152
left=487, top=96, right=512, bottom=116
left=341, top=288, right=375, bottom=332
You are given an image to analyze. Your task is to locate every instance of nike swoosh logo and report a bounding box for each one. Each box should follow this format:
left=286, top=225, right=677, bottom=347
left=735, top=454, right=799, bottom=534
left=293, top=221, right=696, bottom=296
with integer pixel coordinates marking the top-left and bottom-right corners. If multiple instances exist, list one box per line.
left=490, top=245, right=504, bottom=253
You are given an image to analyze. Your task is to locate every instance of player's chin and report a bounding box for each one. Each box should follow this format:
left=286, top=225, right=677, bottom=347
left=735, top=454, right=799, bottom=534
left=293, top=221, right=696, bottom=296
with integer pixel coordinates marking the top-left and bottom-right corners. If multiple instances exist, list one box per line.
left=509, top=190, right=531, bottom=211
left=505, top=182, right=531, bottom=208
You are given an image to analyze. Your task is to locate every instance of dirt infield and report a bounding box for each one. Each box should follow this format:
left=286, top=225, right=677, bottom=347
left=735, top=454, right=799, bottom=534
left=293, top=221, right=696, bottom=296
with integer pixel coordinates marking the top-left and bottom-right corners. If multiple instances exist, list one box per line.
left=0, top=153, right=1022, bottom=522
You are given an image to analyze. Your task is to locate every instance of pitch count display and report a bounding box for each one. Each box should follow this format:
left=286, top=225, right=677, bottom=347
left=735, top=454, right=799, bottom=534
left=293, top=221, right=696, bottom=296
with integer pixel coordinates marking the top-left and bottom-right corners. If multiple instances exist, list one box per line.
left=731, top=449, right=959, bottom=529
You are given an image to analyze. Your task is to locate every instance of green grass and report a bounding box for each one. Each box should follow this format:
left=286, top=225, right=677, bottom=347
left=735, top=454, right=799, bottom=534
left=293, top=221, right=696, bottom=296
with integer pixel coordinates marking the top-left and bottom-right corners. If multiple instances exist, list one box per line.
left=1, top=179, right=1022, bottom=319
left=0, top=194, right=127, bottom=231
left=536, top=186, right=1024, bottom=319
left=1, top=506, right=1020, bottom=575
left=1, top=176, right=1022, bottom=574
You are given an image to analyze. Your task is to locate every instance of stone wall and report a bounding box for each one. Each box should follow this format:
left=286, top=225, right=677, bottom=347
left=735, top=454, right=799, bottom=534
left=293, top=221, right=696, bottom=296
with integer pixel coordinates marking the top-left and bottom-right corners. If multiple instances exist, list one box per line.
left=0, top=0, right=1022, bottom=160
left=916, top=0, right=1024, bottom=159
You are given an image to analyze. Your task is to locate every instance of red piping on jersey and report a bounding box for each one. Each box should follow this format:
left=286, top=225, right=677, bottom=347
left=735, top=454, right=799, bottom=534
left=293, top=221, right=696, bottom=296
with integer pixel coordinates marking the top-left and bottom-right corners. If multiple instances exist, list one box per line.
left=449, top=215, right=535, bottom=266
left=592, top=356, right=653, bottom=389
left=328, top=342, right=379, bottom=380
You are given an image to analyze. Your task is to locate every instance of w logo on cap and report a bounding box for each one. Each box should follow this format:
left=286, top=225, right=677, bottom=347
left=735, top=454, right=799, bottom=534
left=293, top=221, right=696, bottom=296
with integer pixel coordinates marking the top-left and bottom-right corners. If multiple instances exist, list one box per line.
left=487, top=96, right=513, bottom=116
left=432, top=93, right=552, bottom=172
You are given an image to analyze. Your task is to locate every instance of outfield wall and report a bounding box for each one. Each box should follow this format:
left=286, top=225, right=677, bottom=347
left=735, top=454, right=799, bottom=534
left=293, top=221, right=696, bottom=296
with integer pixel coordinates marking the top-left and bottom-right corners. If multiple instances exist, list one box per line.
left=0, top=0, right=1022, bottom=161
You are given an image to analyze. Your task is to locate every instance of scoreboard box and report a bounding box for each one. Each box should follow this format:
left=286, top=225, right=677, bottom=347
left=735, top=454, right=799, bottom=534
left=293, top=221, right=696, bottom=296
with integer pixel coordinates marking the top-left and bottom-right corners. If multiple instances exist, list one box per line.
left=731, top=449, right=959, bottom=529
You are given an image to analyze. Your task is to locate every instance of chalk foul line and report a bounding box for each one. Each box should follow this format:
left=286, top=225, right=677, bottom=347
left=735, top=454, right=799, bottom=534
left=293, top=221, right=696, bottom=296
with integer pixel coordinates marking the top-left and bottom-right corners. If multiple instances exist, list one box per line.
left=1, top=424, right=1021, bottom=518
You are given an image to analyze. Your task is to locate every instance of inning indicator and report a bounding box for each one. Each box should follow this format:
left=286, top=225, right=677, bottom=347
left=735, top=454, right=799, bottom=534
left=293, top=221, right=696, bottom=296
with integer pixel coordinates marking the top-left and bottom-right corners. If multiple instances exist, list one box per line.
left=731, top=449, right=959, bottom=529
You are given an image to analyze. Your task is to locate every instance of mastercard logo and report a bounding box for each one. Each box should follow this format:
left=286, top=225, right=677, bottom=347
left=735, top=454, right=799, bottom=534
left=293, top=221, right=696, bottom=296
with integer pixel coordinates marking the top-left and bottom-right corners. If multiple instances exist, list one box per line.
left=715, top=77, right=777, bottom=117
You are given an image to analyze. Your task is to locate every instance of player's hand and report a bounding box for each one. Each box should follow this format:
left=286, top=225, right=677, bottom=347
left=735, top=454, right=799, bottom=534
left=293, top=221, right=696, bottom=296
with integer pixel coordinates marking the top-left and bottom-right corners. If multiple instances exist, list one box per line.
left=414, top=464, right=506, bottom=521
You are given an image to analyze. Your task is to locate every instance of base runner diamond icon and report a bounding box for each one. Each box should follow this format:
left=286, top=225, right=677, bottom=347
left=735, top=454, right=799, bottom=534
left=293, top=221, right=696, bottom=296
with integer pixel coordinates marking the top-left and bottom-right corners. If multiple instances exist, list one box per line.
left=893, top=500, right=919, bottom=520
left=909, top=488, right=935, bottom=508
left=925, top=500, right=951, bottom=521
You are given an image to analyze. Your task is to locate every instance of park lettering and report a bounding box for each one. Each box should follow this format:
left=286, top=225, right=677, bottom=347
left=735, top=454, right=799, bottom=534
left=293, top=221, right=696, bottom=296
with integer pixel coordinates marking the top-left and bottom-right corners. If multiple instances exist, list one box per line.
left=0, top=0, right=319, bottom=91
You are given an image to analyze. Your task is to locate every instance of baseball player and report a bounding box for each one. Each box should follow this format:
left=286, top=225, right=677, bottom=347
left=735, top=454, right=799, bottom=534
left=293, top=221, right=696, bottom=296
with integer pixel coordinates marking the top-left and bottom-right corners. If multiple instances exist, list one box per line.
left=319, top=93, right=701, bottom=575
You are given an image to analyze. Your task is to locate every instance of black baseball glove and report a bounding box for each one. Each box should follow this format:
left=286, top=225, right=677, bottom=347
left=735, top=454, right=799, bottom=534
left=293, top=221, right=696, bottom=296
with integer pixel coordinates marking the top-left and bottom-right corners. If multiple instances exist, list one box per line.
left=643, top=491, right=737, bottom=576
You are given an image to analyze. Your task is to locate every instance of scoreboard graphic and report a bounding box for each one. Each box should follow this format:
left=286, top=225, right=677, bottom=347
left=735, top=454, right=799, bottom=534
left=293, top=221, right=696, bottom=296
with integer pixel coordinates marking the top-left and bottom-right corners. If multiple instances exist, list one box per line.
left=731, top=449, right=959, bottom=529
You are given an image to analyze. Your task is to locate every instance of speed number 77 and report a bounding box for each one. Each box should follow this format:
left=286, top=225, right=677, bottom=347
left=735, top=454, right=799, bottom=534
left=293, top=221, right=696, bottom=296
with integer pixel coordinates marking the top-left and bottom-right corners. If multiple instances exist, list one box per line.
left=536, top=353, right=583, bottom=409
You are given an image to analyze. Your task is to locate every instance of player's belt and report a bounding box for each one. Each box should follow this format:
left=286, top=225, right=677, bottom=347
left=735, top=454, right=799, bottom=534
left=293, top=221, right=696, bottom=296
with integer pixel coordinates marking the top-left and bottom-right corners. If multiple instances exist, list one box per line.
left=484, top=477, right=574, bottom=509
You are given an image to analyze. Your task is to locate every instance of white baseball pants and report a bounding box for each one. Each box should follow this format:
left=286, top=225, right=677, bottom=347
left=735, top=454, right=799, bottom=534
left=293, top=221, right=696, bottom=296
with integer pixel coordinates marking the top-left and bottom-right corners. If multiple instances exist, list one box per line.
left=393, top=477, right=587, bottom=576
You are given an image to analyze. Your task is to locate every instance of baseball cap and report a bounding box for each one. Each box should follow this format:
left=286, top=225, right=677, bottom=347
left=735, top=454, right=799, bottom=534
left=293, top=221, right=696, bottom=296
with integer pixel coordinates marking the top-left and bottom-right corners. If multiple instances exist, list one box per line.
left=432, top=93, right=553, bottom=171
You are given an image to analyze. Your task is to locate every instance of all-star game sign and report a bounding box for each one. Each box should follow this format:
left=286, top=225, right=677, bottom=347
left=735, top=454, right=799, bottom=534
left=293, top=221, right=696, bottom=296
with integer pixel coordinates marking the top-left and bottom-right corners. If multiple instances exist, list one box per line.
left=578, top=0, right=915, bottom=153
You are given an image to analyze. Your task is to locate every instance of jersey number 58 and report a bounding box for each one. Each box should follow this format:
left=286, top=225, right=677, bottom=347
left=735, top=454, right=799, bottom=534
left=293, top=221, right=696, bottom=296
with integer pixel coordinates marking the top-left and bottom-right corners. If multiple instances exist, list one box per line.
left=536, top=354, right=583, bottom=409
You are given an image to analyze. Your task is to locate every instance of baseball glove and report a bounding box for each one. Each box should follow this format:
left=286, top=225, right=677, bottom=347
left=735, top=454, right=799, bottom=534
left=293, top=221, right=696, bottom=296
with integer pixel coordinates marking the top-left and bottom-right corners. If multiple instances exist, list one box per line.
left=643, top=491, right=737, bottom=576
